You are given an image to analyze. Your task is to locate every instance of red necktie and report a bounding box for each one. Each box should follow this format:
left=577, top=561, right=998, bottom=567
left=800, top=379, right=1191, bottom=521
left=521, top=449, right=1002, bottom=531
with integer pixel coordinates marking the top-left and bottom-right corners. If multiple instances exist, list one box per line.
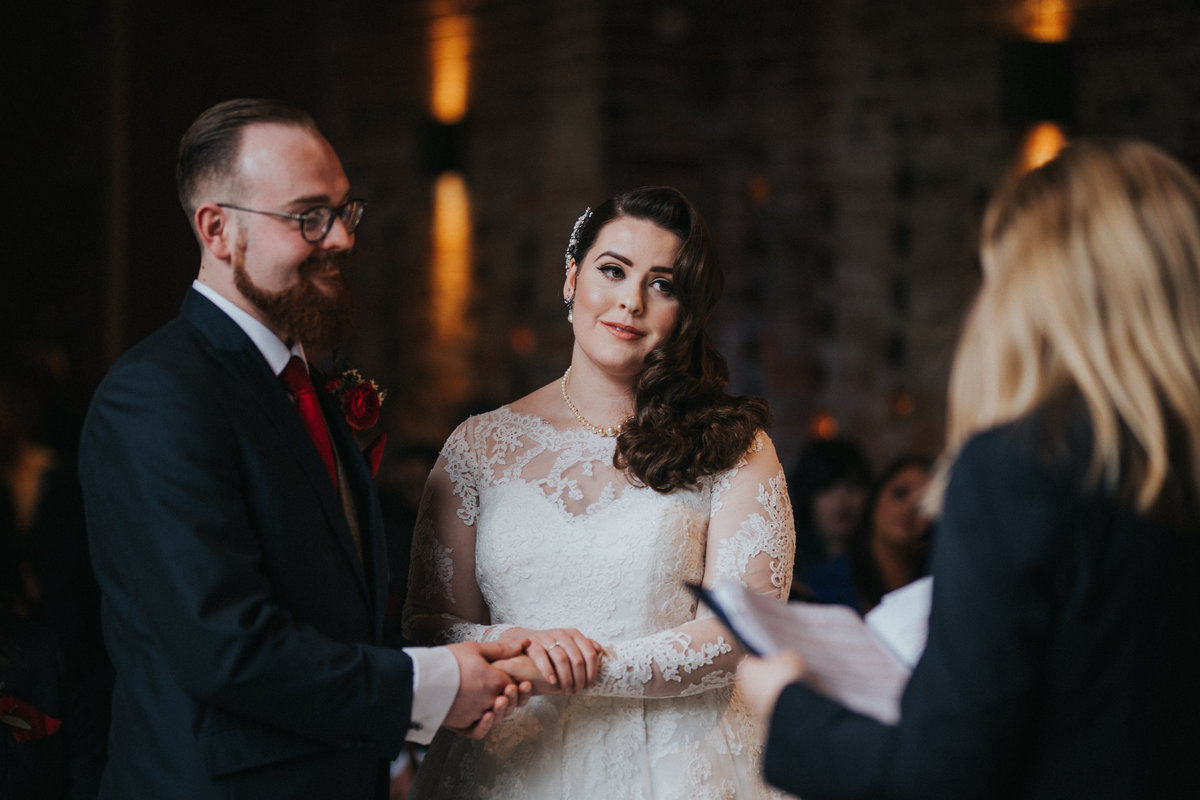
left=279, top=356, right=338, bottom=491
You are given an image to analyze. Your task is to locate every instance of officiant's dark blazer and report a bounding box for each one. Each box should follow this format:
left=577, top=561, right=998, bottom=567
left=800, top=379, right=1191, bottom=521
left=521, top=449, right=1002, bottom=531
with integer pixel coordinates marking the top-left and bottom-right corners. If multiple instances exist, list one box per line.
left=761, top=404, right=1200, bottom=800
left=79, top=289, right=413, bottom=800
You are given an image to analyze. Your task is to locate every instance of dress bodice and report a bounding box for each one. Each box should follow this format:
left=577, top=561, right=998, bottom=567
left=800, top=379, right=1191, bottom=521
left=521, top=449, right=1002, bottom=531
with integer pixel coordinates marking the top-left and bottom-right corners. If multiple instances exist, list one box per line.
left=476, top=475, right=709, bottom=640
left=404, top=405, right=795, bottom=799
left=406, top=406, right=795, bottom=698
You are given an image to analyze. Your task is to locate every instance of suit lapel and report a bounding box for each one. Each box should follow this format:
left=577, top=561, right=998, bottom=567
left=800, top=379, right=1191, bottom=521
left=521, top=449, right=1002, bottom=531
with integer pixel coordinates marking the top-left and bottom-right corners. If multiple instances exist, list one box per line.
left=179, top=291, right=377, bottom=614
left=319, top=383, right=387, bottom=623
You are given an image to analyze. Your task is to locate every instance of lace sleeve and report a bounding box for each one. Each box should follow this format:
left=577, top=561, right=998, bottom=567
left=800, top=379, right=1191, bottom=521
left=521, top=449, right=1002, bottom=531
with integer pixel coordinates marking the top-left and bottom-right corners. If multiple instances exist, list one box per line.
left=401, top=419, right=515, bottom=645
left=587, top=432, right=796, bottom=698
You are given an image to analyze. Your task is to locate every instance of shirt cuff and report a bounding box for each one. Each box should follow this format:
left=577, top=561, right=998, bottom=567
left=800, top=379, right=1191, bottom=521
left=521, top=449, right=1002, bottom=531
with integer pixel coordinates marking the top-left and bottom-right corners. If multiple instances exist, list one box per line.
left=403, top=646, right=460, bottom=745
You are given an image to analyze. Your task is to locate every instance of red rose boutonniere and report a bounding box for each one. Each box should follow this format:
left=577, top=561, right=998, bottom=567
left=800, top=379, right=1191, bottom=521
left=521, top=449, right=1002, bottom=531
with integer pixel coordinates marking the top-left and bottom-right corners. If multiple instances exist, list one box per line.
left=326, top=367, right=387, bottom=431
left=325, top=362, right=388, bottom=478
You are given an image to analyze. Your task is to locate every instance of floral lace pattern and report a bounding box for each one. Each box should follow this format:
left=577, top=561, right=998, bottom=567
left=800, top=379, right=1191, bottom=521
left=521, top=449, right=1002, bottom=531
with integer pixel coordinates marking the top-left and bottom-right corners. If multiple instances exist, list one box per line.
left=404, top=406, right=795, bottom=799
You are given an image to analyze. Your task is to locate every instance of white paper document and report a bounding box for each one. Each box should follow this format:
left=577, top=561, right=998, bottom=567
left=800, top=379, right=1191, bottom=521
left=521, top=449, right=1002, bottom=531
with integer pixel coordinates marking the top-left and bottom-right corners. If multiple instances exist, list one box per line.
left=864, top=575, right=932, bottom=669
left=703, top=578, right=933, bottom=724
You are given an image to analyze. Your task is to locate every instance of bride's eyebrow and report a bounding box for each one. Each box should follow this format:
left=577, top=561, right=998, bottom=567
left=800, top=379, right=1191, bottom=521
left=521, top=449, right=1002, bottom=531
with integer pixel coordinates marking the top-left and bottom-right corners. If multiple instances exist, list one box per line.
left=594, top=250, right=632, bottom=265
left=593, top=251, right=674, bottom=274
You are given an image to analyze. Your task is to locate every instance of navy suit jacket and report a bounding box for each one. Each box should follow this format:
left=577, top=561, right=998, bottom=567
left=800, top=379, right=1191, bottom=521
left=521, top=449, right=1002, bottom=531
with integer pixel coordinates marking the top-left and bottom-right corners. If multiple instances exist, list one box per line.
left=763, top=405, right=1200, bottom=799
left=80, top=290, right=414, bottom=799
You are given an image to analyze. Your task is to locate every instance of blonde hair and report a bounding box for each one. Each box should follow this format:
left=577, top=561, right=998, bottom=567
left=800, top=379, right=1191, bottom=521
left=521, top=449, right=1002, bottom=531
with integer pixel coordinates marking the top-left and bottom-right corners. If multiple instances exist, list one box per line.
left=928, top=139, right=1200, bottom=516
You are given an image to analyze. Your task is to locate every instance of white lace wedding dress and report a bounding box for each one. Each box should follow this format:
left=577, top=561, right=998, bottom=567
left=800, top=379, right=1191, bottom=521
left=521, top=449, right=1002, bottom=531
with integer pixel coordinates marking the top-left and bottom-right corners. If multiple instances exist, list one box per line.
left=404, top=406, right=795, bottom=799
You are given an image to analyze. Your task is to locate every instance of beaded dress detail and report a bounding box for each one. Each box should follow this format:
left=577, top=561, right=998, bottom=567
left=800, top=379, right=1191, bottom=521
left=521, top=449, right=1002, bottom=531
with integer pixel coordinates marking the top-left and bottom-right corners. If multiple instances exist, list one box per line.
left=404, top=406, right=795, bottom=799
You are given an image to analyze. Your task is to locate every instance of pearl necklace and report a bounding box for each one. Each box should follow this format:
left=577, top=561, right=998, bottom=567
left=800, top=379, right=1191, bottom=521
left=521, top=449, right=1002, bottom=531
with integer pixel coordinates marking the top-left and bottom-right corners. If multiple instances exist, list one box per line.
left=559, top=367, right=630, bottom=437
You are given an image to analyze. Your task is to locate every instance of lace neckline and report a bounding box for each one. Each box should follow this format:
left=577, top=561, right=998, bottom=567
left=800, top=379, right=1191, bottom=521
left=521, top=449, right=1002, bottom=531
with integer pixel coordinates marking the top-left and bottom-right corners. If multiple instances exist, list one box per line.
left=493, top=403, right=619, bottom=442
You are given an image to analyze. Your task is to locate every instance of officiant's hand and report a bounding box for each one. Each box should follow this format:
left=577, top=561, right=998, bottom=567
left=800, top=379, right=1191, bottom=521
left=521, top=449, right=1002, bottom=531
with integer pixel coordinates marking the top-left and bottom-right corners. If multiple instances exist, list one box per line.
left=736, top=651, right=807, bottom=721
left=498, top=627, right=603, bottom=694
left=443, top=640, right=532, bottom=738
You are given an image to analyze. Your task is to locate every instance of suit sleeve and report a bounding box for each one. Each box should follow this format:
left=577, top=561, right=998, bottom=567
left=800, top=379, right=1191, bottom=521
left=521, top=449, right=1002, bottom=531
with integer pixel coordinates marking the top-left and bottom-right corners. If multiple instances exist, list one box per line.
left=80, top=353, right=414, bottom=758
left=762, top=427, right=1066, bottom=799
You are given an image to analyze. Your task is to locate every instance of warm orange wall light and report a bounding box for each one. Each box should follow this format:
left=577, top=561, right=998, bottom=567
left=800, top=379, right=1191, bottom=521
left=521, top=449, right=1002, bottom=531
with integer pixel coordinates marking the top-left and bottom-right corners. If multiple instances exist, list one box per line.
left=809, top=411, right=840, bottom=440
left=1012, top=0, right=1073, bottom=173
left=428, top=8, right=475, bottom=347
left=430, top=13, right=472, bottom=124
left=431, top=171, right=472, bottom=341
left=1017, top=0, right=1072, bottom=43
left=1020, top=121, right=1068, bottom=173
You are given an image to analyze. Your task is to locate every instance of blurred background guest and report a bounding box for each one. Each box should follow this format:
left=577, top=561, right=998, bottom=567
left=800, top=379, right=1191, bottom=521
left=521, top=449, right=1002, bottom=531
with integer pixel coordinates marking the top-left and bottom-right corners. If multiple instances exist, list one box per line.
left=1, top=531, right=73, bottom=799
left=848, top=454, right=934, bottom=614
left=1, top=352, right=107, bottom=799
left=786, top=436, right=872, bottom=605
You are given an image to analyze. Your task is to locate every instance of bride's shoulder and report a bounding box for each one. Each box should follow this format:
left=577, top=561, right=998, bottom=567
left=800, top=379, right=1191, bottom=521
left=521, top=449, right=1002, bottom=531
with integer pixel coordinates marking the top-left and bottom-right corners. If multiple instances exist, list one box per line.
left=504, top=381, right=569, bottom=426
left=449, top=383, right=561, bottom=438
left=718, top=429, right=784, bottom=477
left=749, top=429, right=787, bottom=468
left=750, top=428, right=779, bottom=456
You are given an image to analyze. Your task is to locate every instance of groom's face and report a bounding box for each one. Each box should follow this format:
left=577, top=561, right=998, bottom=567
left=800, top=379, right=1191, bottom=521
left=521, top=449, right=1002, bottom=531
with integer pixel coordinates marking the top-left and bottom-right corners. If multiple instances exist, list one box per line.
left=231, top=233, right=355, bottom=352
left=225, top=123, right=356, bottom=349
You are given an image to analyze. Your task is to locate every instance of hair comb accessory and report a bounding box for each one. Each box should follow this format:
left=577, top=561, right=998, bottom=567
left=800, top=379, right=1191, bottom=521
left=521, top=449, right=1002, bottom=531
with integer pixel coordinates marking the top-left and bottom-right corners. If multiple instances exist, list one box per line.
left=565, top=206, right=593, bottom=274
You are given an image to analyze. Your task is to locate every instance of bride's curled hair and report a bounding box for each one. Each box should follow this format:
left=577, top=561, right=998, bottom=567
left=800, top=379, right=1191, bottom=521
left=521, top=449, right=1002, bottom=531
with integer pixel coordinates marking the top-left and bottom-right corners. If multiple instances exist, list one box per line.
left=568, top=186, right=771, bottom=492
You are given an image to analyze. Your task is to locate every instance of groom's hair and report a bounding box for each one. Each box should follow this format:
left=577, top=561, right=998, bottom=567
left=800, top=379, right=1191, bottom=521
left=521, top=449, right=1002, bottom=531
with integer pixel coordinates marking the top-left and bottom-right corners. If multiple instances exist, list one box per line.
left=176, top=98, right=319, bottom=226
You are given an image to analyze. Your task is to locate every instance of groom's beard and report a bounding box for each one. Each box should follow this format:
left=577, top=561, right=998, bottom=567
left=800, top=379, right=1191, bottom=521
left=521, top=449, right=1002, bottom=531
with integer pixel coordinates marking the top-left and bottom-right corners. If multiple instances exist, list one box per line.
left=232, top=236, right=356, bottom=351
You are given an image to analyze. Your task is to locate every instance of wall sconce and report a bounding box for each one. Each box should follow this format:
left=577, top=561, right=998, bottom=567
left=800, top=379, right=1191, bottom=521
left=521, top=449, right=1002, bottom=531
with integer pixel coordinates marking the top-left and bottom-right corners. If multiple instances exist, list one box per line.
left=423, top=10, right=472, bottom=175
left=1000, top=0, right=1079, bottom=170
left=1000, top=38, right=1075, bottom=129
left=426, top=6, right=475, bottom=397
left=419, top=118, right=466, bottom=175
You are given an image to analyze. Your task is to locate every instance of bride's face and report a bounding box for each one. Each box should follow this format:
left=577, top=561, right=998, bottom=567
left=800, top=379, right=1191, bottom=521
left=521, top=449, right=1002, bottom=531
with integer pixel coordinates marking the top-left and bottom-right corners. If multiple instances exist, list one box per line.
left=564, top=215, right=682, bottom=380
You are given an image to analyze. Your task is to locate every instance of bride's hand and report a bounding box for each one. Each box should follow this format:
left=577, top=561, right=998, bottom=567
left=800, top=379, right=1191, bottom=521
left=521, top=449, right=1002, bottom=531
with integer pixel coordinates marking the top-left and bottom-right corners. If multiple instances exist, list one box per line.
left=491, top=654, right=561, bottom=696
left=499, top=627, right=603, bottom=694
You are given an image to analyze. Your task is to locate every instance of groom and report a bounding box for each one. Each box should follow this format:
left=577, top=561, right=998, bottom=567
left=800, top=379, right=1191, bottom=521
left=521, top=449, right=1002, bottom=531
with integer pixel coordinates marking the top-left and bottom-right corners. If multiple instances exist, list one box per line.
left=79, top=98, right=526, bottom=799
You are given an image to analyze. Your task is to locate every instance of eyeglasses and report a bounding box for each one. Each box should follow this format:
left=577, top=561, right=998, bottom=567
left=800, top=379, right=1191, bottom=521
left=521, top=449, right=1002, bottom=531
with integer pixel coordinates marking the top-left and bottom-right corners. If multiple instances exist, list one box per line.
left=217, top=199, right=366, bottom=243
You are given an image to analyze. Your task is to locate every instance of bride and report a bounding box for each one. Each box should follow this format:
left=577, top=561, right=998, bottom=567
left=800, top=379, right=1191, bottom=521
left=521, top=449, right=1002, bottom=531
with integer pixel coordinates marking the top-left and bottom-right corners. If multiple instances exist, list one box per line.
left=404, top=186, right=795, bottom=799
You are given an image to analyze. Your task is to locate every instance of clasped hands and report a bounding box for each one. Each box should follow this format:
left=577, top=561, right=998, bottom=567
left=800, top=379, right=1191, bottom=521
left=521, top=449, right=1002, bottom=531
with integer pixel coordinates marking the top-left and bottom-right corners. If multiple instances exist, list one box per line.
left=442, top=627, right=604, bottom=740
left=492, top=627, right=605, bottom=696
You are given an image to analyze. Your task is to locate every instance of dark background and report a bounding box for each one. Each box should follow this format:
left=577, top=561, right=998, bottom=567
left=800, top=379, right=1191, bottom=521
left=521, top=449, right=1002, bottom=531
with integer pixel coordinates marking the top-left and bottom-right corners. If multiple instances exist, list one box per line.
left=10, top=0, right=1200, bottom=470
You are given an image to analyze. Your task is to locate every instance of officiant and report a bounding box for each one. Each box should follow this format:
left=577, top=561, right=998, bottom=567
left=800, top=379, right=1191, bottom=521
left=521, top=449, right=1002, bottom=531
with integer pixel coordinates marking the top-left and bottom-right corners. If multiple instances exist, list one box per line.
left=738, top=138, right=1200, bottom=798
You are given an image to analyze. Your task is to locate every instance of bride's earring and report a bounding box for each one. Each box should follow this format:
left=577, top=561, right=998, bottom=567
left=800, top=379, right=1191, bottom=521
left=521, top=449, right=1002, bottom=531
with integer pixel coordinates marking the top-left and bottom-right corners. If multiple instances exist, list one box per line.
left=565, top=297, right=574, bottom=323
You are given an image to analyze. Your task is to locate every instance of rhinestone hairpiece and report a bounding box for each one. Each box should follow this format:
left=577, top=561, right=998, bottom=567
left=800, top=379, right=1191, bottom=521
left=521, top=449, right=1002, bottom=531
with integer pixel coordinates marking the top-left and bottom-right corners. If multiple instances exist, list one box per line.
left=564, top=207, right=593, bottom=274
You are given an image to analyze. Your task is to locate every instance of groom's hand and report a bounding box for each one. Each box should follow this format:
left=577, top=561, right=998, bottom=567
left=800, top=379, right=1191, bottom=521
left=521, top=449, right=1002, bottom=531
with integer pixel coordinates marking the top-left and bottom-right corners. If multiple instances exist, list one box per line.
left=491, top=654, right=563, bottom=696
left=443, top=640, right=531, bottom=738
